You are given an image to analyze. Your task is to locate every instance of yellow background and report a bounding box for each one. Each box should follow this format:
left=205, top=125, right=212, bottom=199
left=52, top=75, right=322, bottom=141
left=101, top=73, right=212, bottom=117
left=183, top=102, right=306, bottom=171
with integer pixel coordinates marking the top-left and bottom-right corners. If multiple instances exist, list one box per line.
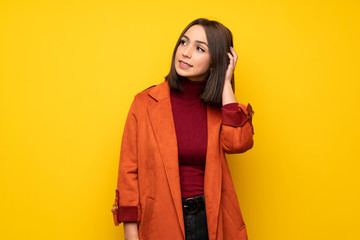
left=1, top=0, right=359, bottom=239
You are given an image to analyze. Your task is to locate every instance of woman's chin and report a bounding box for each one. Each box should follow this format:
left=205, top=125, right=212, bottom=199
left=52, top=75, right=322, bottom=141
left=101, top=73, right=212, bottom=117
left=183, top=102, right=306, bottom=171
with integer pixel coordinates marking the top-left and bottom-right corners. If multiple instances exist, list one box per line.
left=175, top=70, right=189, bottom=79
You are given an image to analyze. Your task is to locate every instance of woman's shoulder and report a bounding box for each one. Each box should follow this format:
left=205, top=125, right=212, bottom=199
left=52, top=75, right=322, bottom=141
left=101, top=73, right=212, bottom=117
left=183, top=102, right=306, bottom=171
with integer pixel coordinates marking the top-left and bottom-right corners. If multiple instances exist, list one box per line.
left=133, top=81, right=169, bottom=100
left=134, top=84, right=157, bottom=100
left=139, top=84, right=157, bottom=93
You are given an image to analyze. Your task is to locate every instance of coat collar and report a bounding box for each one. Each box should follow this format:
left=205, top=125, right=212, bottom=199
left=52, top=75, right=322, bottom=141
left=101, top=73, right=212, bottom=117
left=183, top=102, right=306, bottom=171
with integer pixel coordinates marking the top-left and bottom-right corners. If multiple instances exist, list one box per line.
left=146, top=81, right=222, bottom=240
left=147, top=80, right=170, bottom=102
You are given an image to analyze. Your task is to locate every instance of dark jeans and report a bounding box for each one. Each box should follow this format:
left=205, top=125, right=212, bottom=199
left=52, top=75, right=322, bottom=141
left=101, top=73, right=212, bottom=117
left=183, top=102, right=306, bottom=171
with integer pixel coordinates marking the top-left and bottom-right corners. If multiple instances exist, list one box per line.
left=182, top=194, right=209, bottom=240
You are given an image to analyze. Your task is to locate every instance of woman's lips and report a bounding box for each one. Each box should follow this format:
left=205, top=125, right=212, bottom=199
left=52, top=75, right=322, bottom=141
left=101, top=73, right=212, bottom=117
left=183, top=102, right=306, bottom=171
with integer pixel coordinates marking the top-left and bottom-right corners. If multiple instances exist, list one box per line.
left=179, top=60, right=193, bottom=69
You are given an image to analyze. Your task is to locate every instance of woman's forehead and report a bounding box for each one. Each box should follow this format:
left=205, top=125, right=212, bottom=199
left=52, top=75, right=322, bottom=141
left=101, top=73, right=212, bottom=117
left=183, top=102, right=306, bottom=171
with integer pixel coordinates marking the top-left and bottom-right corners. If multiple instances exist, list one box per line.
left=183, top=25, right=208, bottom=45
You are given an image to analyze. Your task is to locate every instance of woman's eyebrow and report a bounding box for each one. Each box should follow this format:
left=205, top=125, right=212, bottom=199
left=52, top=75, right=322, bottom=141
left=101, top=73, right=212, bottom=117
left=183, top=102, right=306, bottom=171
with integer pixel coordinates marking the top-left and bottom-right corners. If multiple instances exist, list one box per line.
left=183, top=35, right=208, bottom=47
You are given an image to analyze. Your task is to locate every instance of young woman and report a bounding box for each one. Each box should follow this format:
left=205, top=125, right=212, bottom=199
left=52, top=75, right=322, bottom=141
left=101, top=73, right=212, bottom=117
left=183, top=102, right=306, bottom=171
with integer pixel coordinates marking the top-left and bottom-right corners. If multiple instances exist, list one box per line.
left=112, top=18, right=255, bottom=240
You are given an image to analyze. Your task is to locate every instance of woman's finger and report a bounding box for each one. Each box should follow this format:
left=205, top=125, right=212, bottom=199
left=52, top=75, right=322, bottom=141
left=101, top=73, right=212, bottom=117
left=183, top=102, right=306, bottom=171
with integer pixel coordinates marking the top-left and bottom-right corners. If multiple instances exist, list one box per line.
left=229, top=48, right=238, bottom=68
left=230, top=47, right=238, bottom=60
left=227, top=53, right=233, bottom=68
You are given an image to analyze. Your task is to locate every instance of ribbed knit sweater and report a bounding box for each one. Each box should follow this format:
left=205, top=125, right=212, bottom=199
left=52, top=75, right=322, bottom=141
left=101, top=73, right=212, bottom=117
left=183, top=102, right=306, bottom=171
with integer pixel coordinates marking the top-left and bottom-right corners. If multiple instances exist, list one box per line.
left=170, top=78, right=243, bottom=198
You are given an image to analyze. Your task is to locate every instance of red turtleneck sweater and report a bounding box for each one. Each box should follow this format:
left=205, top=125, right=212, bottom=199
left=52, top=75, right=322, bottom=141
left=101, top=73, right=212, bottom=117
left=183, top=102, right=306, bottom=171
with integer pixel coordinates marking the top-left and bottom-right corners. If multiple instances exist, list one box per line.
left=170, top=78, right=248, bottom=198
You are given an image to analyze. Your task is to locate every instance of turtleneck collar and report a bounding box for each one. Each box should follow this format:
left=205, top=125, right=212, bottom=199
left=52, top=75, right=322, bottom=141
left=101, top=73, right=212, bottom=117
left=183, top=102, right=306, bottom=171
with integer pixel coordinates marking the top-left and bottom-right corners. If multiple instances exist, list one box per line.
left=172, top=78, right=207, bottom=100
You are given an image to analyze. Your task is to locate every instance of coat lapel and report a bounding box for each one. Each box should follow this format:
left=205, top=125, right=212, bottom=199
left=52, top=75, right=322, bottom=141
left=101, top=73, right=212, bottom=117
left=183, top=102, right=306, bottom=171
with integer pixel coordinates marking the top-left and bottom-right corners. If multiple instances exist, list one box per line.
left=146, top=81, right=223, bottom=240
left=205, top=104, right=223, bottom=240
left=146, top=81, right=184, bottom=237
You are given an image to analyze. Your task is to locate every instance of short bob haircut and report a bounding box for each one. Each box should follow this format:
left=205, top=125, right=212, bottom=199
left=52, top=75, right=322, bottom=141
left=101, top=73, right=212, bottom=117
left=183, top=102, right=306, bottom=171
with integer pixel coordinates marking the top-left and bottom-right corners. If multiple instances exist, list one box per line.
left=164, top=18, right=234, bottom=104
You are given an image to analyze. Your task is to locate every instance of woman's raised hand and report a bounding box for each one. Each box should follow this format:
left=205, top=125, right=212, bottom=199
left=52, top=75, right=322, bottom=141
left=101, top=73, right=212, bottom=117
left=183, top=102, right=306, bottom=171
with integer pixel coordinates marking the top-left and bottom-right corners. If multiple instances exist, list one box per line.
left=222, top=46, right=238, bottom=106
left=224, top=46, right=238, bottom=84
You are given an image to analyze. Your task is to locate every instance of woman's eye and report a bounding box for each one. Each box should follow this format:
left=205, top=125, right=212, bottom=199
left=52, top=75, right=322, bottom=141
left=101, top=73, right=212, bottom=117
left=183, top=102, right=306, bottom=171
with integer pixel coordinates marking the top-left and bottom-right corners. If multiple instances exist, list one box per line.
left=197, top=46, right=205, bottom=52
left=180, top=40, right=187, bottom=45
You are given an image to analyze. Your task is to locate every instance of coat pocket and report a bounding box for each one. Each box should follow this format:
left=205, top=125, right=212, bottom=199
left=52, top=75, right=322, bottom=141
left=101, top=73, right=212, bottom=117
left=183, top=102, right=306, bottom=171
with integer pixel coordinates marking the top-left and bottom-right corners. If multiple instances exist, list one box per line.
left=139, top=196, right=155, bottom=239
left=221, top=191, right=245, bottom=232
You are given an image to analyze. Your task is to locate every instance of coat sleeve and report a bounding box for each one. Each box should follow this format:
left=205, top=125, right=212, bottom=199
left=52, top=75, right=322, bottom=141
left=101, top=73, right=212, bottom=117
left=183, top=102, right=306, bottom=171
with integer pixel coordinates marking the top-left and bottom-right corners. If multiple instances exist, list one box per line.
left=220, top=102, right=255, bottom=154
left=112, top=98, right=142, bottom=226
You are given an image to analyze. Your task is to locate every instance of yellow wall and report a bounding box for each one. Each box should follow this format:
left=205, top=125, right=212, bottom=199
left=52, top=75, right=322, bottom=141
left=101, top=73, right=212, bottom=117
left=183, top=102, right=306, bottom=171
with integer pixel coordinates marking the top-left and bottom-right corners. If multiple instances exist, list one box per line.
left=1, top=0, right=359, bottom=239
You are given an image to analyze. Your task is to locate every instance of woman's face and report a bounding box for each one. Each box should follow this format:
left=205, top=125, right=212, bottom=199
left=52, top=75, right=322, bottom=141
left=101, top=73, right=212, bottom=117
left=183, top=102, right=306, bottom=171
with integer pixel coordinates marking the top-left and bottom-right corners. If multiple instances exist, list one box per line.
left=175, top=25, right=211, bottom=82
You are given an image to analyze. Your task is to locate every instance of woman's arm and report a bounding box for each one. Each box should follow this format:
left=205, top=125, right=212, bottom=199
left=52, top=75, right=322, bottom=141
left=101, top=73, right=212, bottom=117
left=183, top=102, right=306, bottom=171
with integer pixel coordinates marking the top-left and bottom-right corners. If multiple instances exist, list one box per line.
left=112, top=98, right=142, bottom=226
left=220, top=47, right=254, bottom=154
left=124, top=222, right=139, bottom=240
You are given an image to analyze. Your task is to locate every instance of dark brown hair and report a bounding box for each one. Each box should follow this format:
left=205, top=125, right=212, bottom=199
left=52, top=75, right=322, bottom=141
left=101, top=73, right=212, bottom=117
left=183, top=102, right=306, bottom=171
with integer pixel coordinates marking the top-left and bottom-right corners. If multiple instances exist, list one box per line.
left=164, top=18, right=234, bottom=104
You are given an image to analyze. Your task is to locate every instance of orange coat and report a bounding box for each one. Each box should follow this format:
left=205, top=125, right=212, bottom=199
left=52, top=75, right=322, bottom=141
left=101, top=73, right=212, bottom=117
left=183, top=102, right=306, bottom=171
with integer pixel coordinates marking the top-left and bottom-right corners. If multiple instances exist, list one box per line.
left=112, top=81, right=254, bottom=240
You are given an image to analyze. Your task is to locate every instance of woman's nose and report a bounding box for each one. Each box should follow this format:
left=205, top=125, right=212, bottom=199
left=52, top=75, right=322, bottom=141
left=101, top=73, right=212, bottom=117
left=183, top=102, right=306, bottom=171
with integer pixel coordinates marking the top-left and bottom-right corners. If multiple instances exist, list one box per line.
left=182, top=47, right=192, bottom=58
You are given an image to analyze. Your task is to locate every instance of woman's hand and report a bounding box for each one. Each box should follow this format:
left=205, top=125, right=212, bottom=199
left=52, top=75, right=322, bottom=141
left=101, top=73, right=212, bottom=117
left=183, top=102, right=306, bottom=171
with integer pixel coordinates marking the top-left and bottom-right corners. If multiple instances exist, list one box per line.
left=222, top=46, right=238, bottom=106
left=224, top=46, right=238, bottom=85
